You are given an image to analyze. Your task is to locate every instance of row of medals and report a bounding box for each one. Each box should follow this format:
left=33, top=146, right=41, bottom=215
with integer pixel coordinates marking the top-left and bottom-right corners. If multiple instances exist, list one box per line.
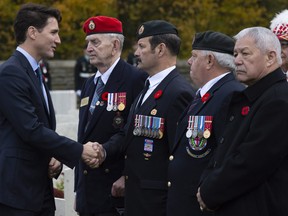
left=101, top=92, right=126, bottom=112
left=133, top=114, right=164, bottom=139
left=186, top=116, right=212, bottom=139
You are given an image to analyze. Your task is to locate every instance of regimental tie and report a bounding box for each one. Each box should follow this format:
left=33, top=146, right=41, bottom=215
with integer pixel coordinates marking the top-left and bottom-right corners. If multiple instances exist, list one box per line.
left=188, top=90, right=201, bottom=113
left=35, top=66, right=50, bottom=113
left=89, top=76, right=105, bottom=114
left=136, top=79, right=150, bottom=110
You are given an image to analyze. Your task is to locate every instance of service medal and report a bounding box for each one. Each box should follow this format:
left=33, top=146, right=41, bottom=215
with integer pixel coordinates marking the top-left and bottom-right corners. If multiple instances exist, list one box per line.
left=203, top=129, right=211, bottom=139
left=118, top=102, right=125, bottom=111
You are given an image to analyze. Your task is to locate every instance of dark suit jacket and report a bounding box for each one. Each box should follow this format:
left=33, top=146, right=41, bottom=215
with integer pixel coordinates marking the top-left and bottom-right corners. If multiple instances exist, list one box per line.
left=166, top=73, right=244, bottom=216
left=74, top=59, right=147, bottom=213
left=200, top=69, right=288, bottom=216
left=104, top=68, right=194, bottom=216
left=0, top=51, right=83, bottom=212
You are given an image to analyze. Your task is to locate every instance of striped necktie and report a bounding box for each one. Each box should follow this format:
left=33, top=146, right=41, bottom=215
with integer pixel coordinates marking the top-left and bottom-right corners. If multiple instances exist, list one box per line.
left=89, top=77, right=105, bottom=114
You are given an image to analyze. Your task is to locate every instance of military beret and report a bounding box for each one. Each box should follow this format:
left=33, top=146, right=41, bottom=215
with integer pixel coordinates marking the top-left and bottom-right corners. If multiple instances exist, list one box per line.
left=192, top=31, right=235, bottom=55
left=136, top=20, right=178, bottom=40
left=83, top=16, right=123, bottom=35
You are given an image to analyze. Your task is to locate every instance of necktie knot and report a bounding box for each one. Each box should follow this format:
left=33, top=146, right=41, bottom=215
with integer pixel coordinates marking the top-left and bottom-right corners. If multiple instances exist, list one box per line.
left=89, top=76, right=105, bottom=114
left=137, top=79, right=150, bottom=109
left=35, top=67, right=43, bottom=84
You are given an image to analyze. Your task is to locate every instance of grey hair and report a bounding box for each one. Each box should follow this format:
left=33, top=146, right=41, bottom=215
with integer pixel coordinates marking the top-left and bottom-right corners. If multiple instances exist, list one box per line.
left=201, top=50, right=236, bottom=72
left=234, top=27, right=282, bottom=65
left=107, top=33, right=125, bottom=51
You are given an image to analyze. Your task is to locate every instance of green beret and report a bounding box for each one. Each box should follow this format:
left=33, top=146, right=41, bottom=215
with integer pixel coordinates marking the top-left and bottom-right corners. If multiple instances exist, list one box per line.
left=192, top=31, right=235, bottom=55
left=136, top=20, right=178, bottom=40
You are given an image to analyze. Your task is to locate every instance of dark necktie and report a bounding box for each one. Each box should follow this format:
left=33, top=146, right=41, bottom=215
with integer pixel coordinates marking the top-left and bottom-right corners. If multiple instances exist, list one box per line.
left=137, top=79, right=150, bottom=109
left=35, top=67, right=43, bottom=86
left=35, top=67, right=50, bottom=113
left=188, top=91, right=201, bottom=113
left=89, top=77, right=105, bottom=114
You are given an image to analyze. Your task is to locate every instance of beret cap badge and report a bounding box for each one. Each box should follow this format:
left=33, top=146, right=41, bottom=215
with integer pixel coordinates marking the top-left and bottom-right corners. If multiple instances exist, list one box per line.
left=138, top=25, right=144, bottom=35
left=88, top=20, right=95, bottom=30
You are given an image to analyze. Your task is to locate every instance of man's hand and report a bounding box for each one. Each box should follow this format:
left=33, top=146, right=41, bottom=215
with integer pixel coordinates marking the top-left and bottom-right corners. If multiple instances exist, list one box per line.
left=82, top=141, right=105, bottom=168
left=111, top=175, right=125, bottom=197
left=197, top=187, right=213, bottom=212
left=48, top=157, right=62, bottom=178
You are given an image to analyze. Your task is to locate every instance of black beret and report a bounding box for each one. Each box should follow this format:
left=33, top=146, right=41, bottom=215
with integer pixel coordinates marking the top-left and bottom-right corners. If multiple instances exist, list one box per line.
left=192, top=31, right=235, bottom=55
left=136, top=20, right=178, bottom=40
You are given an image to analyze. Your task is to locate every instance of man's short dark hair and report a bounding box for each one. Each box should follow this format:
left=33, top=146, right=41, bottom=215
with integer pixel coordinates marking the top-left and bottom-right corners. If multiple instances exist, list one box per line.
left=149, top=34, right=181, bottom=56
left=14, top=3, right=62, bottom=45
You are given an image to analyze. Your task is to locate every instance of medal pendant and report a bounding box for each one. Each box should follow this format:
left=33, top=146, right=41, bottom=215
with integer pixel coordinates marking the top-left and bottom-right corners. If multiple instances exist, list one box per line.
left=106, top=105, right=113, bottom=111
left=118, top=103, right=125, bottom=111
left=113, top=105, right=118, bottom=111
left=186, top=129, right=192, bottom=138
left=203, top=129, right=211, bottom=139
left=133, top=128, right=139, bottom=136
left=158, top=130, right=163, bottom=139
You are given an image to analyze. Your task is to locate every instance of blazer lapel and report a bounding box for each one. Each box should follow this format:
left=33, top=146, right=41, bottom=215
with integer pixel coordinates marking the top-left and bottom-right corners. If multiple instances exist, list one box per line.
left=14, top=51, right=52, bottom=122
left=171, top=73, right=236, bottom=152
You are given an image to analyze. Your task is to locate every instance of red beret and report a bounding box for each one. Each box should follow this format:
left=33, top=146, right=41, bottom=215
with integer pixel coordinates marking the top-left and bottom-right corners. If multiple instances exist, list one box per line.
left=83, top=16, right=123, bottom=35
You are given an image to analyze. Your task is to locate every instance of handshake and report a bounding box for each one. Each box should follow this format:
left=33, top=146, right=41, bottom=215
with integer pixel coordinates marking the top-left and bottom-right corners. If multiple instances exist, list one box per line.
left=81, top=142, right=106, bottom=168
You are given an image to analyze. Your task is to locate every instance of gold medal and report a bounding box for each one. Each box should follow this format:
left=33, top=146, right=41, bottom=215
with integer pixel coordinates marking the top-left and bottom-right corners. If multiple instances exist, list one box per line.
left=158, top=130, right=163, bottom=139
left=118, top=102, right=125, bottom=111
left=203, top=129, right=211, bottom=139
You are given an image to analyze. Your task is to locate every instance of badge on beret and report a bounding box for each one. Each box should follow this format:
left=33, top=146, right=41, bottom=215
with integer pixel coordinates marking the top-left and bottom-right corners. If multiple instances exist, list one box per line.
left=89, top=20, right=95, bottom=30
left=138, top=25, right=144, bottom=35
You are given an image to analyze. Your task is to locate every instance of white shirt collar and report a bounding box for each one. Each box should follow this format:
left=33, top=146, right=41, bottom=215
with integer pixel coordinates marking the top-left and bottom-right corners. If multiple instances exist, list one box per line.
left=148, top=65, right=176, bottom=88
left=93, top=57, right=120, bottom=84
left=16, top=46, right=39, bottom=71
left=199, top=72, right=230, bottom=97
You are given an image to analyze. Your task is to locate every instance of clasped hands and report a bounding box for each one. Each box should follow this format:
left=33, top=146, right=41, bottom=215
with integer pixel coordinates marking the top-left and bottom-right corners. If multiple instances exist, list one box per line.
left=82, top=141, right=106, bottom=168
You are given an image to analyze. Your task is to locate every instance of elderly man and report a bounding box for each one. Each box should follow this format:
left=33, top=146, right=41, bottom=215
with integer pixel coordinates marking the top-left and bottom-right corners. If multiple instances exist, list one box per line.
left=166, top=31, right=244, bottom=216
left=197, top=27, right=288, bottom=216
left=74, top=16, right=147, bottom=216
left=270, top=9, right=288, bottom=76
left=97, top=20, right=194, bottom=216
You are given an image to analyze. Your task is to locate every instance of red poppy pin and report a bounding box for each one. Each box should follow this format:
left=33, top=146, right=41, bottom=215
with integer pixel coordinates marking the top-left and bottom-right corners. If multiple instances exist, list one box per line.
left=241, top=106, right=250, bottom=116
left=154, top=90, right=163, bottom=99
left=201, top=93, right=210, bottom=103
left=101, top=92, right=108, bottom=101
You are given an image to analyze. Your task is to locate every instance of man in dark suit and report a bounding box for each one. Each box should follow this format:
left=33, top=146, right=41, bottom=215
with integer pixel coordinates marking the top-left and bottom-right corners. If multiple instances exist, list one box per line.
left=0, top=3, right=99, bottom=216
left=96, top=20, right=194, bottom=216
left=197, top=27, right=288, bottom=216
left=166, top=31, right=245, bottom=216
left=74, top=16, right=147, bottom=216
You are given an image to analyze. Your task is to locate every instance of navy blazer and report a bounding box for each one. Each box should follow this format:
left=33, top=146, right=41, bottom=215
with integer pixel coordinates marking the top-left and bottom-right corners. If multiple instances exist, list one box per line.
left=75, top=59, right=147, bottom=213
left=104, top=69, right=194, bottom=216
left=167, top=73, right=245, bottom=216
left=0, top=51, right=83, bottom=212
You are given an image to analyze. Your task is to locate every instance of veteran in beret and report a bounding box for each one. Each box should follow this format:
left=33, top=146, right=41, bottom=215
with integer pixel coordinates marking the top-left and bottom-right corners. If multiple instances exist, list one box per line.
left=270, top=9, right=288, bottom=77
left=74, top=15, right=147, bottom=216
left=95, top=20, right=194, bottom=216
left=166, top=31, right=244, bottom=216
left=197, top=27, right=288, bottom=216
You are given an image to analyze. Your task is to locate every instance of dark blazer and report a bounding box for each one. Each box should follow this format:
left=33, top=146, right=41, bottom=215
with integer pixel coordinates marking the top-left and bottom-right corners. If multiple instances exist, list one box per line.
left=200, top=69, right=288, bottom=216
left=0, top=51, right=83, bottom=212
left=75, top=59, right=147, bottom=213
left=166, top=73, right=244, bottom=216
left=104, top=68, right=194, bottom=216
